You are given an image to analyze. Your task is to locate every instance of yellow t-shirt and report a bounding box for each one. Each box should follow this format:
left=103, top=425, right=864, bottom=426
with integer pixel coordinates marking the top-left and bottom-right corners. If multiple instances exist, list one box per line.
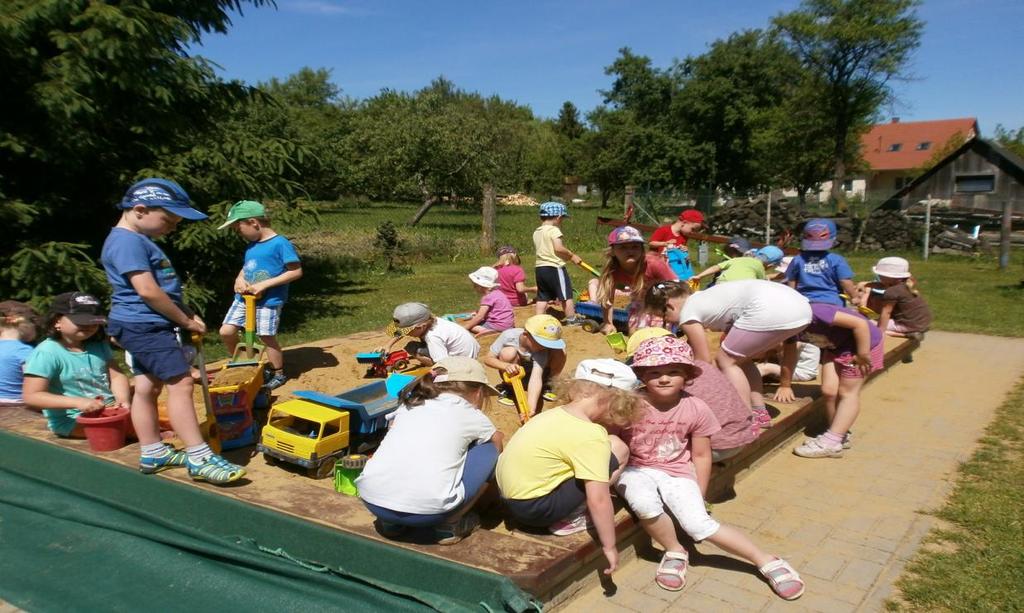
left=533, top=224, right=565, bottom=268
left=496, top=407, right=612, bottom=500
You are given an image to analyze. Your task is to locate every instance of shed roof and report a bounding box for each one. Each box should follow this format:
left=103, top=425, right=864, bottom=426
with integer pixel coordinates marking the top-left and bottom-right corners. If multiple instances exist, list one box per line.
left=861, top=117, right=978, bottom=171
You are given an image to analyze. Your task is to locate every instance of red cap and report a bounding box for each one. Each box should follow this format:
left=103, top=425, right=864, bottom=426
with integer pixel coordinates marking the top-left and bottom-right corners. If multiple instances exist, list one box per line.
left=678, top=209, right=705, bottom=224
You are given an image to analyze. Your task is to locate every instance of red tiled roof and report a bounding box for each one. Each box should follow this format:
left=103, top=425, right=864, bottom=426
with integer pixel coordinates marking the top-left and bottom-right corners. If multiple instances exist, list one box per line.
left=860, top=118, right=978, bottom=171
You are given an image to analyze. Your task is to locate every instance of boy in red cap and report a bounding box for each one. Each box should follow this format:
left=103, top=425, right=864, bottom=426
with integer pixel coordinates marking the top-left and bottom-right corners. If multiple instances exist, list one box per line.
left=649, top=209, right=705, bottom=254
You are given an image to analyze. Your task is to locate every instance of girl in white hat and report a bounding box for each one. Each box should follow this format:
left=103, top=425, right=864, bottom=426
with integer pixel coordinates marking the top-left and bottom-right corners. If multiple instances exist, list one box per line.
left=462, top=266, right=515, bottom=337
left=867, top=257, right=931, bottom=339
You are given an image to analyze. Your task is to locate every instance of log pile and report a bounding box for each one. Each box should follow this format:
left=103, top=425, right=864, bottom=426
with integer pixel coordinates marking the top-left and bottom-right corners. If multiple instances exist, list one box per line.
left=707, top=198, right=987, bottom=253
left=499, top=193, right=539, bottom=207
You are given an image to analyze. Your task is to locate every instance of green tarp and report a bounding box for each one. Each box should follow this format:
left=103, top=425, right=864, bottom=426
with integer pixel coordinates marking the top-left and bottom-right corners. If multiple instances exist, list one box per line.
left=0, top=430, right=540, bottom=612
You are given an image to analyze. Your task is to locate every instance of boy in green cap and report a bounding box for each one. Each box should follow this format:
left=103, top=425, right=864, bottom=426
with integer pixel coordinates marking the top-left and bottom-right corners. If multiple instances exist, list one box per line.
left=218, top=200, right=303, bottom=389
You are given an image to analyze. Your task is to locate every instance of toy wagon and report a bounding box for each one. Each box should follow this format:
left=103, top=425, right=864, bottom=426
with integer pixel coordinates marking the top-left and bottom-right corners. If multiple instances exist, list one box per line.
left=574, top=301, right=630, bottom=335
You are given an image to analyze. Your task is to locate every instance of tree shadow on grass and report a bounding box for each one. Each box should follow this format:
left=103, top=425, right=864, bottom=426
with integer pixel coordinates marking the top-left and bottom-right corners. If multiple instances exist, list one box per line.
left=281, top=256, right=375, bottom=329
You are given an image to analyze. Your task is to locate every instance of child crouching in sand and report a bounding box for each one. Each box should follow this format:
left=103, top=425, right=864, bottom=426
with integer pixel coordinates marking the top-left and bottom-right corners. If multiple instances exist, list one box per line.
left=496, top=359, right=642, bottom=575
left=619, top=335, right=804, bottom=599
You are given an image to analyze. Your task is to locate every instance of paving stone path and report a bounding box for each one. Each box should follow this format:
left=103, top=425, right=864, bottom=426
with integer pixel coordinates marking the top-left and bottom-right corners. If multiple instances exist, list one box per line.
left=562, top=331, right=1024, bottom=612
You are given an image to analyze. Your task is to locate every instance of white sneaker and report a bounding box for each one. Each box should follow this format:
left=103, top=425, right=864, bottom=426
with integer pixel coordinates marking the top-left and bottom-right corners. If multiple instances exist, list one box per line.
left=549, top=504, right=592, bottom=536
left=793, top=436, right=843, bottom=458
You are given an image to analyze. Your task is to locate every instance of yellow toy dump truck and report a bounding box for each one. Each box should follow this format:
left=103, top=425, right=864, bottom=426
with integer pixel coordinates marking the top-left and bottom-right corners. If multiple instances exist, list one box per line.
left=258, top=375, right=413, bottom=479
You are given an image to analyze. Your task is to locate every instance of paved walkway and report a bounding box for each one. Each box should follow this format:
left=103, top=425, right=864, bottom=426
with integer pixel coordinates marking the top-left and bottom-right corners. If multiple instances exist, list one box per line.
left=562, top=331, right=1024, bottom=612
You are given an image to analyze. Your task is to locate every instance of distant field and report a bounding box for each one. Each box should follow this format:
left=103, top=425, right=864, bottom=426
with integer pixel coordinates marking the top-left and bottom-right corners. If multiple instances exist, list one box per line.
left=200, top=200, right=1024, bottom=359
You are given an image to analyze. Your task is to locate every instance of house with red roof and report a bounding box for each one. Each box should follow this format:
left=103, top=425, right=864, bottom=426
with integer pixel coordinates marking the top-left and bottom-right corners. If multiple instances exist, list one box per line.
left=811, top=117, right=979, bottom=202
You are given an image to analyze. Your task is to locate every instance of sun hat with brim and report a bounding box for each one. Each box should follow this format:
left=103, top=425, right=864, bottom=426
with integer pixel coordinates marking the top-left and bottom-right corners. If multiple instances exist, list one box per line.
left=50, top=292, right=107, bottom=326
left=218, top=200, right=267, bottom=230
left=872, top=256, right=912, bottom=279
left=607, top=225, right=646, bottom=245
left=625, top=327, right=672, bottom=358
left=120, top=178, right=207, bottom=221
left=539, top=202, right=569, bottom=217
left=630, top=336, right=701, bottom=378
left=755, top=245, right=785, bottom=266
left=801, top=218, right=837, bottom=250
left=727, top=236, right=753, bottom=255
left=524, top=314, right=565, bottom=350
left=432, top=356, right=500, bottom=395
left=575, top=359, right=639, bottom=390
left=468, top=266, right=500, bottom=289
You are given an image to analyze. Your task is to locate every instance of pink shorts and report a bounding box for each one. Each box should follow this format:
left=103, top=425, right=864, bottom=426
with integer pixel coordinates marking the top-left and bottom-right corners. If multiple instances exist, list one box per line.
left=825, top=342, right=884, bottom=379
left=886, top=319, right=913, bottom=334
left=719, top=325, right=807, bottom=359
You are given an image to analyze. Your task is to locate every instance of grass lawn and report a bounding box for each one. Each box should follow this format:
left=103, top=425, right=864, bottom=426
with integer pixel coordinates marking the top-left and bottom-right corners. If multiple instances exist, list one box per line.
left=887, top=376, right=1024, bottom=611
left=200, top=200, right=1024, bottom=359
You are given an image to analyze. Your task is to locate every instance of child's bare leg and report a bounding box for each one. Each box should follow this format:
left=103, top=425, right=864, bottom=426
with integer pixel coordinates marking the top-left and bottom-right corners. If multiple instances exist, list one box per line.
left=535, top=300, right=549, bottom=316
left=641, top=514, right=686, bottom=553
left=163, top=374, right=205, bottom=447
left=828, top=376, right=865, bottom=436
left=740, top=359, right=765, bottom=408
left=587, top=278, right=599, bottom=301
left=757, top=362, right=782, bottom=379
left=704, top=525, right=774, bottom=568
left=219, top=323, right=240, bottom=356
left=716, top=351, right=753, bottom=409
left=259, top=335, right=284, bottom=370
left=131, top=374, right=164, bottom=446
left=608, top=435, right=630, bottom=485
left=564, top=298, right=577, bottom=319
left=820, top=362, right=839, bottom=425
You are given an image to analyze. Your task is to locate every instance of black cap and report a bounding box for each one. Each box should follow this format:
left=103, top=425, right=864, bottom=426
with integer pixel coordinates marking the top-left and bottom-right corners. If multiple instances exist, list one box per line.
left=50, top=292, right=107, bottom=326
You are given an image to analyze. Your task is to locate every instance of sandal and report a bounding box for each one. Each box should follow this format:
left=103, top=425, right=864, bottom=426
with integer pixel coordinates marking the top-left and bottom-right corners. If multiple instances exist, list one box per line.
left=655, top=550, right=688, bottom=591
left=187, top=454, right=246, bottom=485
left=759, top=557, right=805, bottom=600
left=139, top=447, right=188, bottom=474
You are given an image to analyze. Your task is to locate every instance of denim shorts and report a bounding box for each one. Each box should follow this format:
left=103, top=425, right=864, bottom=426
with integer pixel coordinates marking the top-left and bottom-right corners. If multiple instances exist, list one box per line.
left=108, top=320, right=190, bottom=382
left=502, top=453, right=620, bottom=527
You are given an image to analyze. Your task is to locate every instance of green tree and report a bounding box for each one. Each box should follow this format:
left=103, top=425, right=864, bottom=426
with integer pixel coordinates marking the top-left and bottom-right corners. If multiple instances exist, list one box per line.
left=994, top=124, right=1024, bottom=159
left=774, top=0, right=924, bottom=211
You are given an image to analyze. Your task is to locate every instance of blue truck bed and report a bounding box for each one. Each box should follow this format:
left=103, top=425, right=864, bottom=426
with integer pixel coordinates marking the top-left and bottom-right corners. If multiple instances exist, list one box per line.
left=575, top=301, right=629, bottom=333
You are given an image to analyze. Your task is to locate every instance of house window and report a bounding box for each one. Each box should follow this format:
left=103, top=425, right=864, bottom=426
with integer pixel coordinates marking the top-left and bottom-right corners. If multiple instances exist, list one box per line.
left=842, top=179, right=854, bottom=192
left=916, top=141, right=931, bottom=151
left=955, top=174, right=995, bottom=193
left=887, top=143, right=902, bottom=152
left=895, top=176, right=911, bottom=190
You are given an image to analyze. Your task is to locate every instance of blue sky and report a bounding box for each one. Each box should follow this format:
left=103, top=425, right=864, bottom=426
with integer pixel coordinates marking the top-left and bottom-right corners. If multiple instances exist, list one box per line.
left=195, top=0, right=1023, bottom=133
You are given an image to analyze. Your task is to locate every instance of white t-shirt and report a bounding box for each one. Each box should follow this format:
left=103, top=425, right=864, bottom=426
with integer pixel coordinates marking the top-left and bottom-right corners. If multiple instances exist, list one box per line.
left=356, top=393, right=496, bottom=514
left=425, top=317, right=480, bottom=361
left=680, top=280, right=811, bottom=332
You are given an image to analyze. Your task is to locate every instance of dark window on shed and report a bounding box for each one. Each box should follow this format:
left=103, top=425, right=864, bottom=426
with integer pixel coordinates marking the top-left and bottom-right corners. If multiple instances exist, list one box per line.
left=916, top=141, right=931, bottom=151
left=842, top=179, right=854, bottom=192
left=887, top=143, right=902, bottom=152
left=955, top=174, right=995, bottom=193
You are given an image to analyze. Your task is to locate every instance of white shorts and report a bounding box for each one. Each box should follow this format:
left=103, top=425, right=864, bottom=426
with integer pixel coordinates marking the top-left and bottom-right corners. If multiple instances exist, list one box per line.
left=616, top=466, right=720, bottom=542
left=222, top=300, right=282, bottom=336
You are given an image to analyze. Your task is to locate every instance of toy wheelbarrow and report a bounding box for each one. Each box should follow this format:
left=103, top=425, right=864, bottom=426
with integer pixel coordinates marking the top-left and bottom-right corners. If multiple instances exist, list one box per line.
left=231, top=294, right=265, bottom=366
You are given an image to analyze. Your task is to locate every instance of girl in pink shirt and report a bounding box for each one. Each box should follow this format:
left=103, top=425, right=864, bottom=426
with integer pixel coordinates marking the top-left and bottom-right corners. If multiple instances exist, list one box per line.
left=589, top=226, right=677, bottom=334
left=493, top=246, right=536, bottom=307
left=463, top=266, right=515, bottom=337
left=618, top=335, right=804, bottom=599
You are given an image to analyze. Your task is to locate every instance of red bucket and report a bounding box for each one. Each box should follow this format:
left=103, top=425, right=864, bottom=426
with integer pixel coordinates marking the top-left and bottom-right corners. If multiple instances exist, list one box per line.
left=76, top=407, right=130, bottom=452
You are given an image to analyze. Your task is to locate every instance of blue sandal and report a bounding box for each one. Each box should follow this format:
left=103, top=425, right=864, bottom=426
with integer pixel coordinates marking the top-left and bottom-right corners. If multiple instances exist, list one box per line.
left=187, top=454, right=246, bottom=484
left=139, top=447, right=188, bottom=474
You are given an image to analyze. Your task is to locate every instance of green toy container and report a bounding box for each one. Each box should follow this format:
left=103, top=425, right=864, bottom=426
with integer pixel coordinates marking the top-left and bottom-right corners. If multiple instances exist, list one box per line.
left=334, top=453, right=368, bottom=496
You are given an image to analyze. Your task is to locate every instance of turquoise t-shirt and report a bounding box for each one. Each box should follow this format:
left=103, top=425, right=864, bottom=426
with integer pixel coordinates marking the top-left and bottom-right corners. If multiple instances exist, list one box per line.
left=23, top=338, right=114, bottom=436
left=232, top=234, right=301, bottom=308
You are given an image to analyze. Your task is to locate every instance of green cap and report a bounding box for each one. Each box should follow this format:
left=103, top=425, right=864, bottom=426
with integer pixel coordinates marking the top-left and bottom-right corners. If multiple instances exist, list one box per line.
left=218, top=200, right=266, bottom=230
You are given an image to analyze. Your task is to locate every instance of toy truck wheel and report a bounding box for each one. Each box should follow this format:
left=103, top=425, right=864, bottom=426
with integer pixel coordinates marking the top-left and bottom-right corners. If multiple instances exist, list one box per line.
left=392, top=359, right=409, bottom=371
left=263, top=454, right=278, bottom=466
left=581, top=319, right=601, bottom=333
left=310, top=459, right=335, bottom=480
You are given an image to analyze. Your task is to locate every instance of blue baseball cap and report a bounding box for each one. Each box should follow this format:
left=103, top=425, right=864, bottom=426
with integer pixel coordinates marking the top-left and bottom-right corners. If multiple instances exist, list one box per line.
left=119, top=178, right=208, bottom=221
left=755, top=245, right=785, bottom=266
left=802, top=218, right=837, bottom=250
left=539, top=201, right=569, bottom=217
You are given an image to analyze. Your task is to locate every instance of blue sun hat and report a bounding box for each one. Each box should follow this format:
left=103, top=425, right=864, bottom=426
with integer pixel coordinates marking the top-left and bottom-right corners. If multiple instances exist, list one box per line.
left=120, top=178, right=207, bottom=221
left=539, top=201, right=569, bottom=217
left=801, top=218, right=837, bottom=250
left=755, top=245, right=785, bottom=266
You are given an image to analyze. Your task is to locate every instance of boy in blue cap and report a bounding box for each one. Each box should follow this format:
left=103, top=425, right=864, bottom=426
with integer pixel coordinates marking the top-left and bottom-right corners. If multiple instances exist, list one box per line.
left=784, top=219, right=856, bottom=306
left=217, top=200, right=302, bottom=390
left=533, top=202, right=584, bottom=324
left=101, top=178, right=245, bottom=485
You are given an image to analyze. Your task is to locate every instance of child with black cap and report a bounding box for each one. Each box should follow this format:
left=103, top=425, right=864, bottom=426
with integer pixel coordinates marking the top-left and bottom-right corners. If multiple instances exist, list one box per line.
left=101, top=178, right=245, bottom=484
left=23, top=292, right=130, bottom=438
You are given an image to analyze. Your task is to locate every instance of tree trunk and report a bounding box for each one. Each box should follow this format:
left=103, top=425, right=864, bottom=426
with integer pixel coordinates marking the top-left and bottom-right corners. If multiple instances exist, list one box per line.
left=796, top=185, right=807, bottom=213
left=600, top=187, right=611, bottom=208
left=480, top=183, right=496, bottom=255
left=831, top=129, right=848, bottom=215
left=410, top=193, right=438, bottom=226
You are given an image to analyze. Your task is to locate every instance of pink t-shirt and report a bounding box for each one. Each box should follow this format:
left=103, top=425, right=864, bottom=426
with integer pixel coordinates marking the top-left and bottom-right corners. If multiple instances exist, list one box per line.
left=612, top=252, right=677, bottom=291
left=481, top=289, right=515, bottom=331
left=687, top=359, right=757, bottom=451
left=623, top=395, right=721, bottom=480
left=496, top=264, right=528, bottom=306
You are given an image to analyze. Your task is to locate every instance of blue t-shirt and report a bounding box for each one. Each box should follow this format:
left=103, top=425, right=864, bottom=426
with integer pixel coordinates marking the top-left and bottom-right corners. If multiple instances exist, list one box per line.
left=800, top=303, right=882, bottom=356
left=101, top=227, right=183, bottom=323
left=23, top=338, right=114, bottom=436
left=0, top=339, right=34, bottom=401
left=784, top=251, right=853, bottom=306
left=233, top=234, right=301, bottom=308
